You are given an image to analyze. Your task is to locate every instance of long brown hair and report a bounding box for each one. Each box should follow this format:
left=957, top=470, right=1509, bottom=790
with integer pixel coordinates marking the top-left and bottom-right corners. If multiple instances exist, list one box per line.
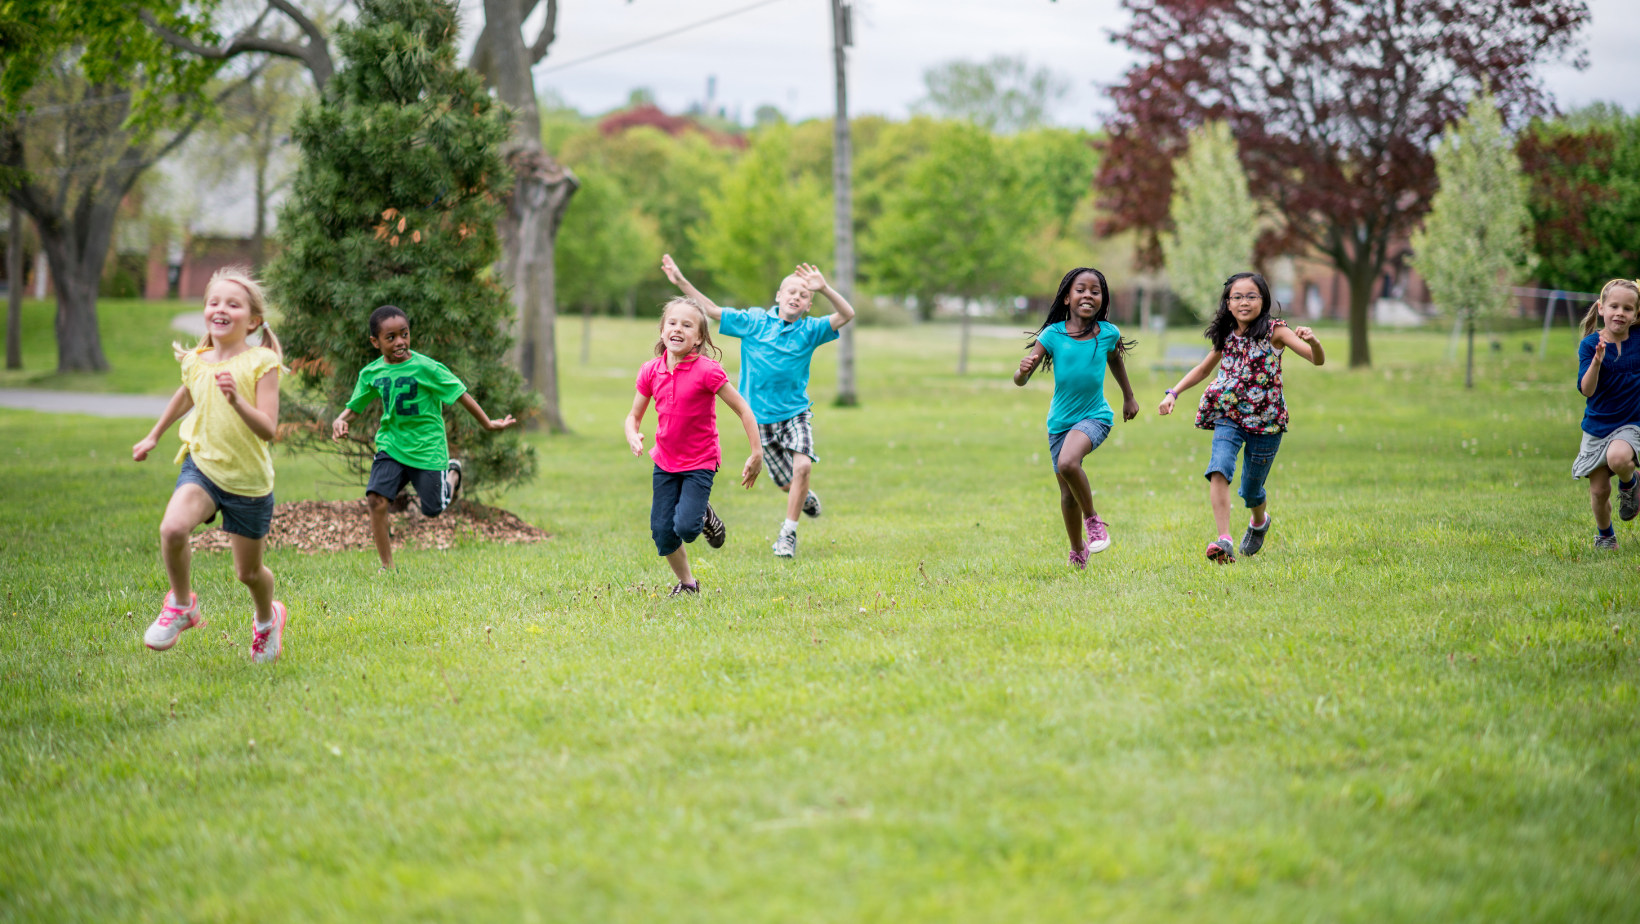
left=652, top=297, right=721, bottom=360
left=172, top=267, right=284, bottom=360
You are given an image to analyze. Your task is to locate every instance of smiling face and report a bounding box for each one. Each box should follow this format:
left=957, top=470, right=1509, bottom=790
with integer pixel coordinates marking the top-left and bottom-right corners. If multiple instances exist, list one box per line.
left=1602, top=287, right=1640, bottom=338
left=1226, top=278, right=1266, bottom=327
left=660, top=304, right=704, bottom=357
left=774, top=275, right=813, bottom=323
left=202, top=280, right=257, bottom=345
left=1065, top=272, right=1103, bottom=324
left=370, top=315, right=412, bottom=364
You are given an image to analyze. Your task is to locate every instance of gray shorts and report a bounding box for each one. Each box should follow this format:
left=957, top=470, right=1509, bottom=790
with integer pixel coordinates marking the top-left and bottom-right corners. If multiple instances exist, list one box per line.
left=1573, top=425, right=1640, bottom=478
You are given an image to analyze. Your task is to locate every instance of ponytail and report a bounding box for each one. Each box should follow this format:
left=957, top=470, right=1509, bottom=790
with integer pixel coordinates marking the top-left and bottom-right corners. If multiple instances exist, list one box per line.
left=1582, top=279, right=1640, bottom=336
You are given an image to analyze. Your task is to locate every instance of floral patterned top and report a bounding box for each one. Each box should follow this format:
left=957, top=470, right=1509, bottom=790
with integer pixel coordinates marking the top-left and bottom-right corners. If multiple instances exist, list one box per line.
left=1195, top=319, right=1288, bottom=434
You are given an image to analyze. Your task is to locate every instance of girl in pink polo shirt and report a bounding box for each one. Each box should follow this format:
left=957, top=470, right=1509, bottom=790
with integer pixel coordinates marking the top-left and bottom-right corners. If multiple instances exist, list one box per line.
left=625, top=298, right=765, bottom=595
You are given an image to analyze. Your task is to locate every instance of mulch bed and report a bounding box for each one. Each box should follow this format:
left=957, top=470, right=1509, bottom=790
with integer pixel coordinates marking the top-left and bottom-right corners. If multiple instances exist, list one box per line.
left=190, top=499, right=551, bottom=554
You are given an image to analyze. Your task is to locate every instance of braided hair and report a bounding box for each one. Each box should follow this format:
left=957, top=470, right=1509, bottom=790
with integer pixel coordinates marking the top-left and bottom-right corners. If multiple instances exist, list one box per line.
left=1025, top=267, right=1135, bottom=372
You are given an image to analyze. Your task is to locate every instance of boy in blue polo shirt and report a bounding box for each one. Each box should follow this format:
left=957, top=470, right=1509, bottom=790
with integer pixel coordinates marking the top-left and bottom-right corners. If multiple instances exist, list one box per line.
left=661, top=254, right=855, bottom=558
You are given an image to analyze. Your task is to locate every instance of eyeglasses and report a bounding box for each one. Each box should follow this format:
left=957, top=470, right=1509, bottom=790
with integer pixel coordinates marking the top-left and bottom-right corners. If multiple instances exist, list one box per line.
left=1227, top=294, right=1262, bottom=303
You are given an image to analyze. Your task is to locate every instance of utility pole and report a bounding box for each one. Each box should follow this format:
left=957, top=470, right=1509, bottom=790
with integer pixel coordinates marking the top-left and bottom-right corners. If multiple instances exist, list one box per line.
left=830, top=0, right=857, bottom=406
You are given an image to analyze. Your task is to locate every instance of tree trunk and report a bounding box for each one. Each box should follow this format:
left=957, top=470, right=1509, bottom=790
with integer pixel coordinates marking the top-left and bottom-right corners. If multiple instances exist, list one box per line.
left=252, top=144, right=268, bottom=269
left=6, top=203, right=22, bottom=370
left=958, top=308, right=972, bottom=375
left=830, top=0, right=858, bottom=407
left=1465, top=315, right=1475, bottom=389
left=581, top=301, right=592, bottom=365
left=1347, top=269, right=1373, bottom=368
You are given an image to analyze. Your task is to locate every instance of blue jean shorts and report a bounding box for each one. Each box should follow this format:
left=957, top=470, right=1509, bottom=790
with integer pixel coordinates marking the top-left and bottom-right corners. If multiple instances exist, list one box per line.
left=1204, top=421, right=1284, bottom=508
left=1047, top=418, right=1112, bottom=473
left=176, top=455, right=275, bottom=540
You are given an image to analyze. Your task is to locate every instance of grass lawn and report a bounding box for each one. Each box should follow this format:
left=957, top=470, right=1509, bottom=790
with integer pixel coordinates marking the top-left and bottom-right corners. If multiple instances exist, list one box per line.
left=0, top=298, right=198, bottom=394
left=2, top=312, right=1636, bottom=921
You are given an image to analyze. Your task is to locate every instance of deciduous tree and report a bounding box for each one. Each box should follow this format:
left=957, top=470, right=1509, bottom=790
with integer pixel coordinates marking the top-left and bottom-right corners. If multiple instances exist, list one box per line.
left=1518, top=105, right=1640, bottom=294
left=1097, top=0, right=1587, bottom=368
left=1163, top=121, right=1257, bottom=319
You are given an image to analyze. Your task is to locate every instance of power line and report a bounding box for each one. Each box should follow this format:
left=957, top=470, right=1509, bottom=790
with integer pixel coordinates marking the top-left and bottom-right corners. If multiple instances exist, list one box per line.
left=535, top=0, right=792, bottom=76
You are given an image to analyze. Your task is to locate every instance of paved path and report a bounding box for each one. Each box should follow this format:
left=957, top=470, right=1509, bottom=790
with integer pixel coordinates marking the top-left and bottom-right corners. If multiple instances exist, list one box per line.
left=0, top=389, right=169, bottom=418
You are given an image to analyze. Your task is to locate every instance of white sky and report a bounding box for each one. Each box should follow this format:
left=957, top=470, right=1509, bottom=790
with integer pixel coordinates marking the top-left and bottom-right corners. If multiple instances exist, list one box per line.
left=457, top=0, right=1640, bottom=127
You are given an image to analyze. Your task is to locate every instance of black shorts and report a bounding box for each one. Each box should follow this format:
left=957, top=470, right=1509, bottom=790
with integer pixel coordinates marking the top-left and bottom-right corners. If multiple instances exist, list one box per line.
left=366, top=452, right=450, bottom=517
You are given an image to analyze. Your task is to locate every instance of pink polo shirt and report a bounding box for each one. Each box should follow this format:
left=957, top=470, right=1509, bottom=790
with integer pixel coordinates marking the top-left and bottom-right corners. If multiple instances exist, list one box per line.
left=636, top=352, right=729, bottom=473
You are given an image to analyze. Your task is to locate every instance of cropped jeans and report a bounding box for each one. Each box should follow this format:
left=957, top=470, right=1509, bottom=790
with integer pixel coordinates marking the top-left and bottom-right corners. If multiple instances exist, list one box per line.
left=1204, top=421, right=1284, bottom=509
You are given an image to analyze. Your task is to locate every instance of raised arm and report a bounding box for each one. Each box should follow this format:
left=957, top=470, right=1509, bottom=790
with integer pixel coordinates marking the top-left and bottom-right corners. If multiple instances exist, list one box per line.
left=794, top=264, right=855, bottom=330
left=661, top=254, right=722, bottom=321
left=1581, top=339, right=1607, bottom=397
left=1014, top=343, right=1048, bottom=386
left=133, top=386, right=196, bottom=461
left=624, top=392, right=652, bottom=456
left=1106, top=350, right=1140, bottom=421
left=1158, top=351, right=1223, bottom=416
left=1275, top=324, right=1325, bottom=365
left=716, top=382, right=764, bottom=488
left=457, top=392, right=517, bottom=431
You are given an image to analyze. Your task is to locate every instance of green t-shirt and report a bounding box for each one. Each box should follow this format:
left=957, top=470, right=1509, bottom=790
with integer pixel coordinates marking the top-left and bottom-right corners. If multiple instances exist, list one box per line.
left=346, top=351, right=468, bottom=470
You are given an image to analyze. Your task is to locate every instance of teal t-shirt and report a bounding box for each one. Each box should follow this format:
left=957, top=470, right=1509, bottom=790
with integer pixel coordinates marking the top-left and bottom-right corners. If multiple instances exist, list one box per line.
left=716, top=307, right=840, bottom=425
left=1039, top=321, right=1119, bottom=432
left=346, top=351, right=468, bottom=470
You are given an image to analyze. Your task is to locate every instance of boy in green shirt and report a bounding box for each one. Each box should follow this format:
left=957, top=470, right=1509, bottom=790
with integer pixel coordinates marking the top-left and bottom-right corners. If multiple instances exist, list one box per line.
left=332, top=305, right=517, bottom=569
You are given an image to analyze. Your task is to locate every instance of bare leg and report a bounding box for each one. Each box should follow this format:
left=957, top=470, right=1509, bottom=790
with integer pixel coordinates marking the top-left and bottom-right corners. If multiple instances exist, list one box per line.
left=159, top=485, right=216, bottom=604
left=1209, top=473, right=1233, bottom=536
left=229, top=533, right=276, bottom=624
left=784, top=453, right=813, bottom=522
left=1250, top=500, right=1269, bottom=528
left=1607, top=440, right=1636, bottom=482
left=1056, top=474, right=1087, bottom=552
left=664, top=547, right=695, bottom=585
left=1591, top=465, right=1614, bottom=530
left=1054, top=431, right=1098, bottom=519
left=368, top=492, right=394, bottom=569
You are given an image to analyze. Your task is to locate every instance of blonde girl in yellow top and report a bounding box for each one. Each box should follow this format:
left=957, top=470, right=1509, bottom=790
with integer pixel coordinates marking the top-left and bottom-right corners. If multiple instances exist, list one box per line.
left=132, top=268, right=289, bottom=663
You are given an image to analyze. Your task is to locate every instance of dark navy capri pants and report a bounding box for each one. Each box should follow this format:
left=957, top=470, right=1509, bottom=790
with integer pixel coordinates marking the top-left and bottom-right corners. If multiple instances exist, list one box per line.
left=651, top=465, right=716, bottom=556
left=1204, top=421, right=1284, bottom=508
left=176, top=455, right=275, bottom=540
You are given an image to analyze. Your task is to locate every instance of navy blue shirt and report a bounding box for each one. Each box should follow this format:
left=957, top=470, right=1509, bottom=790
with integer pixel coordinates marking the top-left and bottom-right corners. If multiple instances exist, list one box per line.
left=1577, top=332, right=1640, bottom=436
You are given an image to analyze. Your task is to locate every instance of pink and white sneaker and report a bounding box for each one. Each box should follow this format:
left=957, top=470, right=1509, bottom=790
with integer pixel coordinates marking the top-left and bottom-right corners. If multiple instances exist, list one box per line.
left=250, top=601, right=287, bottom=664
left=1085, top=515, right=1111, bottom=554
left=1068, top=547, right=1090, bottom=570
left=144, top=592, right=205, bottom=651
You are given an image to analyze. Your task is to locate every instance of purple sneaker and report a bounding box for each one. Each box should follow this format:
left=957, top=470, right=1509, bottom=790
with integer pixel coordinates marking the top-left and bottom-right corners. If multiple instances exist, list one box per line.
left=1085, top=515, right=1111, bottom=554
left=1068, top=547, right=1090, bottom=570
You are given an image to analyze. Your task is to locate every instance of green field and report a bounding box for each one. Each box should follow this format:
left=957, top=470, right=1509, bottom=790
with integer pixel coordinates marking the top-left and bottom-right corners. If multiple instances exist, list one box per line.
left=3, top=313, right=1636, bottom=921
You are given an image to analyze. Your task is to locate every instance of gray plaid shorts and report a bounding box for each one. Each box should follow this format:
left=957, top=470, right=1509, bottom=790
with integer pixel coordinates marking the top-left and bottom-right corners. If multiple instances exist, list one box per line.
left=758, top=410, right=817, bottom=489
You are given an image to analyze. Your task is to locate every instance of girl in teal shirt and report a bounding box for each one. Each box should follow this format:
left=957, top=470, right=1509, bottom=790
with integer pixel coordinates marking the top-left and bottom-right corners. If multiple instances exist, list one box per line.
left=1015, top=267, right=1138, bottom=569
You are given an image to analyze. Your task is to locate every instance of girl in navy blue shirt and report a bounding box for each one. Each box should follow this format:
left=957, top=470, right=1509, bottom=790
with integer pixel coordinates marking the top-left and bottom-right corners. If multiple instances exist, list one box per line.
left=1573, top=278, right=1640, bottom=549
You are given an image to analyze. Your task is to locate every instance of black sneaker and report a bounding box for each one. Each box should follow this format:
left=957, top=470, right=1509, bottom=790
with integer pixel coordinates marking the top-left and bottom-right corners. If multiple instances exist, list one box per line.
left=447, top=459, right=464, bottom=505
left=1239, top=514, right=1272, bottom=557
left=802, top=491, right=822, bottom=518
left=1206, top=538, right=1236, bottom=564
left=669, top=580, right=700, bottom=596
left=1620, top=478, right=1638, bottom=522
left=702, top=504, right=726, bottom=549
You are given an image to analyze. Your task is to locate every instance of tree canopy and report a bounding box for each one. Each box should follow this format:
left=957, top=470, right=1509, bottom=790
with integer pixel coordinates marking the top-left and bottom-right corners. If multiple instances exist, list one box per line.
left=1519, top=105, right=1640, bottom=294
left=1162, top=121, right=1257, bottom=320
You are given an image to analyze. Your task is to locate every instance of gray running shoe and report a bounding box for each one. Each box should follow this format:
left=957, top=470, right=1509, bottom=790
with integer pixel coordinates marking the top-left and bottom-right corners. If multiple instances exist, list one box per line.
left=1240, top=514, right=1272, bottom=557
left=802, top=491, right=822, bottom=518
left=1620, top=479, right=1639, bottom=522
left=669, top=580, right=700, bottom=596
left=773, top=529, right=798, bottom=558
left=1206, top=538, right=1236, bottom=564
left=702, top=504, right=726, bottom=548
left=1595, top=533, right=1619, bottom=550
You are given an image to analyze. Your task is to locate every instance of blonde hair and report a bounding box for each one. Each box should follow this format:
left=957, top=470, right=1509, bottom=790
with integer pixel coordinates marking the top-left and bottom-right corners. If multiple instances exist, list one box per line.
left=652, top=297, right=721, bottom=360
left=173, top=267, right=284, bottom=361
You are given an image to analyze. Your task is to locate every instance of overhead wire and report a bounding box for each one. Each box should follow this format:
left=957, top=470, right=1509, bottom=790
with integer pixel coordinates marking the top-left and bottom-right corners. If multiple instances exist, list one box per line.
left=534, top=0, right=793, bottom=75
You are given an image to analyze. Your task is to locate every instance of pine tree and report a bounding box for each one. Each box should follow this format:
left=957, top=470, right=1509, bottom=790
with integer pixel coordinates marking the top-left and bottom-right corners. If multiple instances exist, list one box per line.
left=267, top=0, right=537, bottom=490
left=1162, top=121, right=1259, bottom=320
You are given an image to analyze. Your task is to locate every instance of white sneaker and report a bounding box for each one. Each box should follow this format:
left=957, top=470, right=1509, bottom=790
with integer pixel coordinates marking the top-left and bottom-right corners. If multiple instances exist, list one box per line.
left=144, top=592, right=205, bottom=651
left=250, top=601, right=287, bottom=664
left=772, top=529, right=798, bottom=558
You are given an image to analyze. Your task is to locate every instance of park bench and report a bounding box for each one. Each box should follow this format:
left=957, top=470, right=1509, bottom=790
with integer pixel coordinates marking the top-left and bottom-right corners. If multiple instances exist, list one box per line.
left=1152, top=344, right=1208, bottom=372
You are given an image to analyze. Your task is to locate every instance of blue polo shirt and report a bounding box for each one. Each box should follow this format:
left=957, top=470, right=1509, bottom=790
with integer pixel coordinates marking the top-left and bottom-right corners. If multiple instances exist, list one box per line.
left=1578, top=332, right=1640, bottom=437
left=717, top=307, right=840, bottom=424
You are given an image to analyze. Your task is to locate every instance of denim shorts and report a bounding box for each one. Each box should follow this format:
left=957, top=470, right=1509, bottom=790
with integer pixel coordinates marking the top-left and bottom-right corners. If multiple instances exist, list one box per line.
left=176, top=455, right=275, bottom=540
left=1204, top=421, right=1283, bottom=508
left=1047, top=418, right=1112, bottom=473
